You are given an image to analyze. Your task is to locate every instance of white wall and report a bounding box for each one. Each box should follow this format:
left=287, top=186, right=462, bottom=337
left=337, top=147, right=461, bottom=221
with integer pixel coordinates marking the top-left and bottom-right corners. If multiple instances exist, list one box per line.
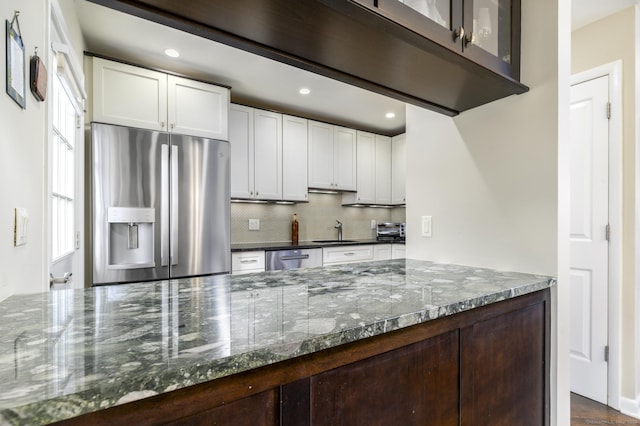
left=0, top=0, right=85, bottom=300
left=406, top=6, right=560, bottom=275
left=0, top=0, right=49, bottom=300
left=405, top=0, right=570, bottom=424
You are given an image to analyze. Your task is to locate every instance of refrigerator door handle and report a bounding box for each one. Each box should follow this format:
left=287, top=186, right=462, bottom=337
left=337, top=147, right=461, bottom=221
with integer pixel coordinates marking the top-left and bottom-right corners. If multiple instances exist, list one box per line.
left=161, top=144, right=170, bottom=267
left=171, top=144, right=179, bottom=266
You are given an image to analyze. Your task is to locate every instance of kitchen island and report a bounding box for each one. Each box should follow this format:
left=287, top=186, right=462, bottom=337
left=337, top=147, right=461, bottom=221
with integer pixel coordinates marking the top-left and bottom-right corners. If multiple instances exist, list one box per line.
left=0, top=259, right=554, bottom=425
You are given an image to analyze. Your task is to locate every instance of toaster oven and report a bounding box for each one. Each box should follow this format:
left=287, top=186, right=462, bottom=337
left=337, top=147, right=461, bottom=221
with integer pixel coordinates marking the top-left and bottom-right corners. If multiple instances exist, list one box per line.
left=376, top=222, right=405, bottom=241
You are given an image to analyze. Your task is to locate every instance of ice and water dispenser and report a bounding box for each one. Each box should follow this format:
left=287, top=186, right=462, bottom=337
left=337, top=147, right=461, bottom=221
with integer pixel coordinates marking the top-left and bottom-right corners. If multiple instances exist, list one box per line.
left=107, top=207, right=155, bottom=269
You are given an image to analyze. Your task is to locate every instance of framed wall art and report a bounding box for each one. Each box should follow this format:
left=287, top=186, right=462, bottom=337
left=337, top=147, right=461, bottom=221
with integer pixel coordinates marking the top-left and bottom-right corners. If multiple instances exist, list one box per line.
left=6, top=11, right=26, bottom=109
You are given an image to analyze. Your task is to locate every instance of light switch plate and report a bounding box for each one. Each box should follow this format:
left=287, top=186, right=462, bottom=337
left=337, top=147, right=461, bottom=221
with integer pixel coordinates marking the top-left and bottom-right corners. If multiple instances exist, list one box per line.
left=421, top=216, right=432, bottom=238
left=370, top=219, right=376, bottom=230
left=14, top=208, right=28, bottom=246
left=248, top=218, right=260, bottom=231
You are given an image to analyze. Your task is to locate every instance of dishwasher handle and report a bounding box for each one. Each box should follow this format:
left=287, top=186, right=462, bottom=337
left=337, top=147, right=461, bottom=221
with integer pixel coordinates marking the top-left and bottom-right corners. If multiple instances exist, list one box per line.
left=280, top=254, right=310, bottom=261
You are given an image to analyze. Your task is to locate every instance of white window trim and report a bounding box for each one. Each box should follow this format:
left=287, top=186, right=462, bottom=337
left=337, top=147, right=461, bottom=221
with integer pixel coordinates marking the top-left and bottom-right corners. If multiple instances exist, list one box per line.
left=49, top=0, right=86, bottom=288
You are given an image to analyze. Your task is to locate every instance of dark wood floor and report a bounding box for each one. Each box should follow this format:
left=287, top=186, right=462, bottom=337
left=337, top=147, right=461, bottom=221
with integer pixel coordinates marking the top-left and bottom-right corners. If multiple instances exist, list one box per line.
left=572, top=393, right=640, bottom=425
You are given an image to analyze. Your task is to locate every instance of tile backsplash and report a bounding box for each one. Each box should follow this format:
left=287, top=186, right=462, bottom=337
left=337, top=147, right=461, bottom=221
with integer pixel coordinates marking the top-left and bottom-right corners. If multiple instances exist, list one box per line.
left=231, top=193, right=406, bottom=243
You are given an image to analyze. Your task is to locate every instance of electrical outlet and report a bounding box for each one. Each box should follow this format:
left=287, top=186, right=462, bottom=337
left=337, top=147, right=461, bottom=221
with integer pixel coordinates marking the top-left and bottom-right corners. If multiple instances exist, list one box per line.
left=248, top=219, right=260, bottom=231
left=421, top=216, right=432, bottom=238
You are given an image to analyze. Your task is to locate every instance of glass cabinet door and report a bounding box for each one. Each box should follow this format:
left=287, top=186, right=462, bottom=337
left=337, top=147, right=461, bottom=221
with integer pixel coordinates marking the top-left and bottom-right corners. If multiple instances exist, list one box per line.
left=356, top=0, right=520, bottom=81
left=400, top=0, right=451, bottom=29
left=375, top=0, right=463, bottom=49
left=464, top=0, right=519, bottom=79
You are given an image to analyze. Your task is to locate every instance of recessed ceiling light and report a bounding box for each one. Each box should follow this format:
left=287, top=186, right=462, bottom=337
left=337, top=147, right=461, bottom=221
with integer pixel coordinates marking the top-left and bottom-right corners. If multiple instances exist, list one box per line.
left=299, top=88, right=311, bottom=95
left=385, top=112, right=396, bottom=119
left=164, top=48, right=180, bottom=58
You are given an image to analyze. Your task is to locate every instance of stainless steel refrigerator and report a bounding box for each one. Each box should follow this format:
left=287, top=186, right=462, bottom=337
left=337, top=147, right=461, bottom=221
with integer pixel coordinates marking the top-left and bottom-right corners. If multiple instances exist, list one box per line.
left=90, top=122, right=230, bottom=285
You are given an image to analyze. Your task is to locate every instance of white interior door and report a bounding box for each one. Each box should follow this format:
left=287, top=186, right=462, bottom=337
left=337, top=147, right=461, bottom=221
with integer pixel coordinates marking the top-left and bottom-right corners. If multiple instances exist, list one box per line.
left=569, top=75, right=609, bottom=403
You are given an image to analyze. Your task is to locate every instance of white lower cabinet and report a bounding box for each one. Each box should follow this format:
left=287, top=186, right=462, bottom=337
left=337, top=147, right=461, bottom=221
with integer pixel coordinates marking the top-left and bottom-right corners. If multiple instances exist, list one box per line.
left=231, top=251, right=266, bottom=274
left=373, top=244, right=392, bottom=261
left=391, top=244, right=406, bottom=259
left=322, top=245, right=374, bottom=265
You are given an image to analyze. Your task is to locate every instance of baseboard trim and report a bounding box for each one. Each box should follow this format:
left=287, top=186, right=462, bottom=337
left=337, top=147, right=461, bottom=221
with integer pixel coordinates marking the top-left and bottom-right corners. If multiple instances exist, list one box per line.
left=620, top=395, right=640, bottom=419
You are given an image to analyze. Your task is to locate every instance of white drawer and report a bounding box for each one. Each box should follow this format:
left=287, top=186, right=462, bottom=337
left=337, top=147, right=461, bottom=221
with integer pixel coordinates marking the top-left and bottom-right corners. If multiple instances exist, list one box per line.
left=323, top=245, right=374, bottom=265
left=232, top=251, right=265, bottom=274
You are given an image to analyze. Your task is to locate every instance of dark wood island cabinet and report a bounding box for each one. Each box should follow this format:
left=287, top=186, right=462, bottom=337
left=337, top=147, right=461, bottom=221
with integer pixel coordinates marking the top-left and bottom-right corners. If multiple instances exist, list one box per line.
left=53, top=288, right=549, bottom=426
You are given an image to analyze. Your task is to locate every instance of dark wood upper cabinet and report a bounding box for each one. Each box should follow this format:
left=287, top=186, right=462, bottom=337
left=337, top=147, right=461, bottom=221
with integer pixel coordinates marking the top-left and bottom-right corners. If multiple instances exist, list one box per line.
left=361, top=0, right=521, bottom=80
left=89, top=0, right=528, bottom=116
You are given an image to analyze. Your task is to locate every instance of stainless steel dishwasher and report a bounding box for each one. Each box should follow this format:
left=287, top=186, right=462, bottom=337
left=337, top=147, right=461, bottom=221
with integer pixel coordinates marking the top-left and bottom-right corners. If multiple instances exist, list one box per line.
left=266, top=248, right=322, bottom=271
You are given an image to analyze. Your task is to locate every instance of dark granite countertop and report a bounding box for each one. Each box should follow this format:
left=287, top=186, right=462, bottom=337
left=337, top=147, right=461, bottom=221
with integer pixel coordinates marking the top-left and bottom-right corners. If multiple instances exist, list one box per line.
left=231, top=239, right=404, bottom=252
left=0, top=259, right=554, bottom=425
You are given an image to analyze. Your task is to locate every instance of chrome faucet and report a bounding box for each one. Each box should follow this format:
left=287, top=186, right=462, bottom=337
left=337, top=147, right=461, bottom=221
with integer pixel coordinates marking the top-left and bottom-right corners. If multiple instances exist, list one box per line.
left=335, top=220, right=343, bottom=241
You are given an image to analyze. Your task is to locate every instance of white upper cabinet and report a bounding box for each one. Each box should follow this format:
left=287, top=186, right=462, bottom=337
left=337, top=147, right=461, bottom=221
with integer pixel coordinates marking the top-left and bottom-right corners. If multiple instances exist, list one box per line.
left=334, top=126, right=357, bottom=191
left=167, top=75, right=229, bottom=140
left=282, top=115, right=309, bottom=202
left=308, top=121, right=334, bottom=189
left=391, top=133, right=406, bottom=205
left=253, top=109, right=282, bottom=200
left=92, top=58, right=167, bottom=131
left=92, top=57, right=229, bottom=139
left=375, top=135, right=392, bottom=205
left=229, top=104, right=254, bottom=199
left=308, top=121, right=356, bottom=191
left=229, top=104, right=282, bottom=201
left=343, top=132, right=392, bottom=206
left=352, top=131, right=376, bottom=204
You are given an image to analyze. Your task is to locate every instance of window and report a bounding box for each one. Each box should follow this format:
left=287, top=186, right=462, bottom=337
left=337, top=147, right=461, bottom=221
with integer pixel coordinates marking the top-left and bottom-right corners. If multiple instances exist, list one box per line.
left=51, top=75, right=78, bottom=260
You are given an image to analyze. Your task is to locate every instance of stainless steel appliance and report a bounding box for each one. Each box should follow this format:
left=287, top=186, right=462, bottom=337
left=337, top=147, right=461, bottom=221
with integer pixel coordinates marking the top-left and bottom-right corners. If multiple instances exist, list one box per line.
left=90, top=122, right=231, bottom=285
left=376, top=222, right=406, bottom=241
left=266, top=248, right=322, bottom=271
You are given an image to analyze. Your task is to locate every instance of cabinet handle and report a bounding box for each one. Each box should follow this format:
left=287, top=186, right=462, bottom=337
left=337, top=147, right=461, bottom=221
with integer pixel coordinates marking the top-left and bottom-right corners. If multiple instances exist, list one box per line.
left=161, top=121, right=165, bottom=128
left=453, top=26, right=465, bottom=42
left=464, top=32, right=477, bottom=47
left=256, top=191, right=259, bottom=196
left=240, top=259, right=258, bottom=264
left=344, top=252, right=355, bottom=256
left=170, top=123, right=175, bottom=130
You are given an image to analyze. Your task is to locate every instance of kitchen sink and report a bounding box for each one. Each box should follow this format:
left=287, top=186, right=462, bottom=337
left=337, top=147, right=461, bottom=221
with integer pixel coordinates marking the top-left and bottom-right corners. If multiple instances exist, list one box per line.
left=312, top=239, right=356, bottom=243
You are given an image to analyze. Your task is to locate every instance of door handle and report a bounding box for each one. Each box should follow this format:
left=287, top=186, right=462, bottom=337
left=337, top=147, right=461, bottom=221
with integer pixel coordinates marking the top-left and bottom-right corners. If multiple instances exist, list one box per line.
left=161, top=144, right=170, bottom=267
left=171, top=144, right=179, bottom=266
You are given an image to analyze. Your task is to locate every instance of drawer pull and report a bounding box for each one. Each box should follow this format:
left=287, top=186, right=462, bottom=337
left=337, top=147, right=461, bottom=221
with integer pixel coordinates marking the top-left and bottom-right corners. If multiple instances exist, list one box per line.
left=344, top=252, right=355, bottom=256
left=240, top=259, right=259, bottom=264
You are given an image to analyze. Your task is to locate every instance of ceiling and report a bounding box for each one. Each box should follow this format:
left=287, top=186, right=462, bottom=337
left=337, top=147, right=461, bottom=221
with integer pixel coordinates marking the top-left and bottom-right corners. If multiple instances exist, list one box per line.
left=75, top=0, right=640, bottom=135
left=572, top=0, right=640, bottom=29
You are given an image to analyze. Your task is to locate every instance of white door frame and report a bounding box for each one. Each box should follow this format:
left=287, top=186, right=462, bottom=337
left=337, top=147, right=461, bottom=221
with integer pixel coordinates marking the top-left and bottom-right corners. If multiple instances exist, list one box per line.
left=571, top=61, right=622, bottom=409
